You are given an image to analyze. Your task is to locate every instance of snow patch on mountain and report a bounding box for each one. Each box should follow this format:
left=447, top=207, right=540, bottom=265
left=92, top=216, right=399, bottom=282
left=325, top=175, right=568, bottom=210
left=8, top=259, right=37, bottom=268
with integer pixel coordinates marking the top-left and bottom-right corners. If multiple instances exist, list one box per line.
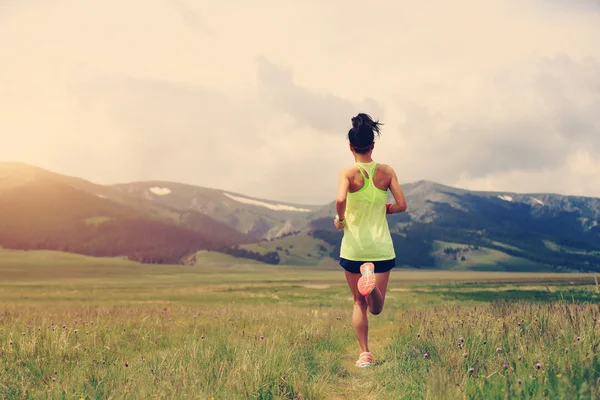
left=498, top=195, right=513, bottom=202
left=149, top=187, right=171, bottom=196
left=224, top=193, right=311, bottom=212
left=531, top=197, right=544, bottom=206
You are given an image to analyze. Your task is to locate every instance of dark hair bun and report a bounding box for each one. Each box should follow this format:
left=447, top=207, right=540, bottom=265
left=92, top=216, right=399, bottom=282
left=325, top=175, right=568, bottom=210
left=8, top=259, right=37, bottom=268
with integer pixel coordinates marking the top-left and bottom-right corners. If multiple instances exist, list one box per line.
left=347, top=113, right=383, bottom=154
left=352, top=113, right=381, bottom=134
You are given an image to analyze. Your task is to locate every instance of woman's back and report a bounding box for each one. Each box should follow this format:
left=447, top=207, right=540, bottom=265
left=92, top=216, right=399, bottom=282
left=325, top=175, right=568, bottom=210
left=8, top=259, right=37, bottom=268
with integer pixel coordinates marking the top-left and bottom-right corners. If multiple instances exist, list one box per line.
left=340, top=161, right=395, bottom=262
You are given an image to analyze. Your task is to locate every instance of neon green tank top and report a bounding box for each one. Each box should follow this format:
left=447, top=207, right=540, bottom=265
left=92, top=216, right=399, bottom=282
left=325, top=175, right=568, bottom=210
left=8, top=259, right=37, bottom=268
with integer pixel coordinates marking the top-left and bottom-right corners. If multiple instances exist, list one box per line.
left=339, top=161, right=396, bottom=261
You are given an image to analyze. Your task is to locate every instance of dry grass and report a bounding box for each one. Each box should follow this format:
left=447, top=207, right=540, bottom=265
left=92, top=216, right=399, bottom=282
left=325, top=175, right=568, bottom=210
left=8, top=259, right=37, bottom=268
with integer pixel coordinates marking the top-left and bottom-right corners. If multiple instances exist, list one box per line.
left=1, top=251, right=600, bottom=399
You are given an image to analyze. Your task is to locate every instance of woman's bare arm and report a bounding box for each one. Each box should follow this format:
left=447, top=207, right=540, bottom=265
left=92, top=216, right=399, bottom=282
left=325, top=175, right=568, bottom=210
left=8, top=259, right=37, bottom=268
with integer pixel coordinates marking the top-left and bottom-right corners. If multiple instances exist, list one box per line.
left=335, top=168, right=350, bottom=221
left=388, top=167, right=407, bottom=213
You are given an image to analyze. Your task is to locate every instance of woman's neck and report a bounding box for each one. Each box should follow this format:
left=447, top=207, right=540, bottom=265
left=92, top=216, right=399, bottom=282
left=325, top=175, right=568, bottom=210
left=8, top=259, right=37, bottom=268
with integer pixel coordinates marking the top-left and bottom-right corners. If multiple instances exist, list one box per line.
left=354, top=153, right=373, bottom=163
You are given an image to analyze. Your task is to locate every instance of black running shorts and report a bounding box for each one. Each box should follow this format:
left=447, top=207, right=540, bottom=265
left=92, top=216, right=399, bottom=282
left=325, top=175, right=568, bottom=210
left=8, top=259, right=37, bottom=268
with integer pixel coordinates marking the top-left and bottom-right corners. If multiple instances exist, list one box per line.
left=339, top=258, right=396, bottom=274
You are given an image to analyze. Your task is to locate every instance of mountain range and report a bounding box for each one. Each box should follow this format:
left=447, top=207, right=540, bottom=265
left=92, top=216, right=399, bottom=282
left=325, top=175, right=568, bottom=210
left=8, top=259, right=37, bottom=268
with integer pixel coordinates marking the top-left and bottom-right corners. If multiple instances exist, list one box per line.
left=1, top=162, right=599, bottom=272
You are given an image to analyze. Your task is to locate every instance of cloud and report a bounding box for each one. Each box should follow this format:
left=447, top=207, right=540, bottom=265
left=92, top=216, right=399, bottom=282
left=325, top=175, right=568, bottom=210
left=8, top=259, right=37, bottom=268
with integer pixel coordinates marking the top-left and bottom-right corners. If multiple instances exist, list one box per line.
left=67, top=73, right=272, bottom=191
left=538, top=0, right=600, bottom=12
left=66, top=67, right=361, bottom=203
left=1, top=0, right=599, bottom=203
left=256, top=56, right=384, bottom=133
left=393, top=54, right=600, bottom=191
left=168, top=0, right=213, bottom=34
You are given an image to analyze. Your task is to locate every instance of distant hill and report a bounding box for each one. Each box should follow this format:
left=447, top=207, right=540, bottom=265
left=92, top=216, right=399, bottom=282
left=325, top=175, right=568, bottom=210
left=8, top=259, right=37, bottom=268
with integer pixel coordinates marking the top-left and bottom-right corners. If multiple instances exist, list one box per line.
left=1, top=162, right=600, bottom=271
left=0, top=163, right=251, bottom=263
left=113, top=181, right=324, bottom=239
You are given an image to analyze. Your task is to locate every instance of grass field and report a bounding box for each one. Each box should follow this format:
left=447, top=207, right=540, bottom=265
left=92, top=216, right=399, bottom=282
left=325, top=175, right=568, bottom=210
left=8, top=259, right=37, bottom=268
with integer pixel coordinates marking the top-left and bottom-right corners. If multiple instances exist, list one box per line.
left=240, top=233, right=336, bottom=266
left=432, top=241, right=548, bottom=272
left=1, top=250, right=600, bottom=399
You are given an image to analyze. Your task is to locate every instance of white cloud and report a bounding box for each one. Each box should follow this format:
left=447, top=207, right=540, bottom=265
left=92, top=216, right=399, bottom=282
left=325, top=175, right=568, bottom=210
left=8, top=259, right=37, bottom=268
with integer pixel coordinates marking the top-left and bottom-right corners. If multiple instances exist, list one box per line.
left=0, top=0, right=599, bottom=203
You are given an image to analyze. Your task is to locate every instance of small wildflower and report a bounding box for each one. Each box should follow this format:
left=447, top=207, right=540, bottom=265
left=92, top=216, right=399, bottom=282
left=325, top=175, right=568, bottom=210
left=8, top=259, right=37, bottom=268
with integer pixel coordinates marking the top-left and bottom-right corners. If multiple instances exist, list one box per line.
left=260, top=335, right=264, bottom=340
left=201, top=335, right=205, bottom=340
left=518, top=379, right=522, bottom=385
left=417, top=333, right=421, bottom=338
left=496, top=347, right=503, bottom=353
left=105, top=346, right=110, bottom=350
left=337, top=316, right=341, bottom=320
left=424, top=353, right=429, bottom=359
left=52, top=377, right=56, bottom=382
left=125, top=362, right=128, bottom=367
left=9, top=340, right=13, bottom=345
left=577, top=336, right=581, bottom=341
left=536, top=363, right=541, bottom=370
left=463, top=353, right=468, bottom=358
left=468, top=367, right=475, bottom=373
left=483, top=341, right=487, bottom=344
left=74, top=330, right=78, bottom=334
left=503, top=364, right=508, bottom=370
left=460, top=337, right=465, bottom=343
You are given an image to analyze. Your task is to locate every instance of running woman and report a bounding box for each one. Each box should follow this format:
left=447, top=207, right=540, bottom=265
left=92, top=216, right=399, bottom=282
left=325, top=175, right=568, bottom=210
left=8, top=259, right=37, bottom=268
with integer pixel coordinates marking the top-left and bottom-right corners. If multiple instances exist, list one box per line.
left=334, top=113, right=408, bottom=368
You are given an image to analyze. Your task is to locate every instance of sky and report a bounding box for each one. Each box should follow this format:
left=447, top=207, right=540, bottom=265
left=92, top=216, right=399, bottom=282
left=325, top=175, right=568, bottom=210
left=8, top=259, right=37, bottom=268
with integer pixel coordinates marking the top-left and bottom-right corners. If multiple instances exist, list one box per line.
left=1, top=0, right=599, bottom=204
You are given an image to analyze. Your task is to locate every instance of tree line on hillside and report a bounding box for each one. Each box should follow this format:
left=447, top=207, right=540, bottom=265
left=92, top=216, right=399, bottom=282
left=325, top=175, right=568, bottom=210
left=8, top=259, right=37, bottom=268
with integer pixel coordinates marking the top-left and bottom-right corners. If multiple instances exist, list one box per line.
left=0, top=218, right=232, bottom=264
left=215, top=246, right=281, bottom=264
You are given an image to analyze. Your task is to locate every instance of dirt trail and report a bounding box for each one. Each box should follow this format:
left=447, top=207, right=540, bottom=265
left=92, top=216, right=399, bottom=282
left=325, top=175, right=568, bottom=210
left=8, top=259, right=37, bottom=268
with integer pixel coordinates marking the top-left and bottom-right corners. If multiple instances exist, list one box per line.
left=328, top=317, right=396, bottom=400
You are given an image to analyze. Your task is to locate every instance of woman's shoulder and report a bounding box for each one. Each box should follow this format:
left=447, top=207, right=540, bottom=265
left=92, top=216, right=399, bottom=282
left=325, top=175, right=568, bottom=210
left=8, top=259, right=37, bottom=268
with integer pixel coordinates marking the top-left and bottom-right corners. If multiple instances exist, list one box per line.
left=375, top=163, right=395, bottom=174
left=339, top=165, right=358, bottom=174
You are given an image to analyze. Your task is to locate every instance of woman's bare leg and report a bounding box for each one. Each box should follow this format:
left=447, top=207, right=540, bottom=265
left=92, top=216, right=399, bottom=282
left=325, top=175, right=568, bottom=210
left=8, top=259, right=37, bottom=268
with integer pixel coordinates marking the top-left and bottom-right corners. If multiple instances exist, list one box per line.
left=366, top=271, right=391, bottom=315
left=344, top=269, right=392, bottom=355
left=345, top=271, right=370, bottom=353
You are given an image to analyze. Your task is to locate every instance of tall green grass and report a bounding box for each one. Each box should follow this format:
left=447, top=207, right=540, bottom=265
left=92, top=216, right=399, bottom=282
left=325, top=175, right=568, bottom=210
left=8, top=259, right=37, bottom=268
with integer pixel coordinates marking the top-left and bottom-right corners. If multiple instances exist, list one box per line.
left=1, top=253, right=600, bottom=398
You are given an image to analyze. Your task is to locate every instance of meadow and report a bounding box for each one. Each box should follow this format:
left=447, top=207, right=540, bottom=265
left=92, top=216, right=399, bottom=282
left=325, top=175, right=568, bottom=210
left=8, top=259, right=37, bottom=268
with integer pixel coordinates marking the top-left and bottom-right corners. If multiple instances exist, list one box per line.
left=1, top=250, right=600, bottom=399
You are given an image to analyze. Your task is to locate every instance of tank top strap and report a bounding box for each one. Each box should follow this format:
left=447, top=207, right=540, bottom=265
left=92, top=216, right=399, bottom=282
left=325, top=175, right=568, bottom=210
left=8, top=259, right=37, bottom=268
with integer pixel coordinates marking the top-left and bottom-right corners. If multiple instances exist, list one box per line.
left=355, top=164, right=369, bottom=181
left=370, top=163, right=377, bottom=180
left=355, top=161, right=377, bottom=182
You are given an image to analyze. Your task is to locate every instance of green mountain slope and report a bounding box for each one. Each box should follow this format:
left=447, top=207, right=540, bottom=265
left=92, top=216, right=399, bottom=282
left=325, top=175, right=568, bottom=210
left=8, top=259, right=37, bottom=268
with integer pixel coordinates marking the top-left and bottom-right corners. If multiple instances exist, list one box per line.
left=113, top=181, right=322, bottom=239
left=0, top=163, right=252, bottom=263
left=2, top=162, right=600, bottom=271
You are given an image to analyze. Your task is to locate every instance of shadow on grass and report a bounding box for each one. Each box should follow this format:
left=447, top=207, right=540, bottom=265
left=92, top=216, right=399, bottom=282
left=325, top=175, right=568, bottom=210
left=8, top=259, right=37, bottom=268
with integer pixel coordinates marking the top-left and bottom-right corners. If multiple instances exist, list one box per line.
left=438, top=289, right=600, bottom=303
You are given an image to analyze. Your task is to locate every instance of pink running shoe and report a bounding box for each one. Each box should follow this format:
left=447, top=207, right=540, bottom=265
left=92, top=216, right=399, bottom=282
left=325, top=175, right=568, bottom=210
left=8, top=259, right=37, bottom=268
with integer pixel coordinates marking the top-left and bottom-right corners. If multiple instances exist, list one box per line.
left=357, top=262, right=376, bottom=297
left=355, top=351, right=374, bottom=367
